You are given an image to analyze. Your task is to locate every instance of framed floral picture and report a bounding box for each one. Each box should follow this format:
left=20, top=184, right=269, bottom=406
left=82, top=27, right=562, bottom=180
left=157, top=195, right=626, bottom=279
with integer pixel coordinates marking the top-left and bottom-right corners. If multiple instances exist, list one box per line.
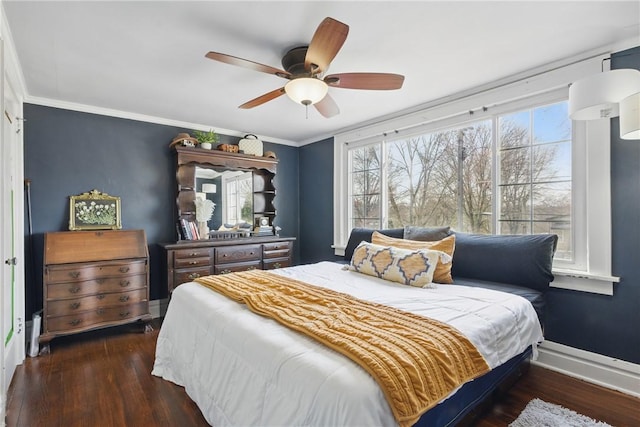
left=69, top=189, right=122, bottom=231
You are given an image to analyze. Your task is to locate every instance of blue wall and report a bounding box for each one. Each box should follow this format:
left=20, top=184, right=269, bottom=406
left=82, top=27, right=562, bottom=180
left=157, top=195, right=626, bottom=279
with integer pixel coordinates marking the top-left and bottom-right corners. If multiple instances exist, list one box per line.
left=543, top=47, right=640, bottom=364
left=23, top=104, right=300, bottom=313
left=298, top=137, right=343, bottom=264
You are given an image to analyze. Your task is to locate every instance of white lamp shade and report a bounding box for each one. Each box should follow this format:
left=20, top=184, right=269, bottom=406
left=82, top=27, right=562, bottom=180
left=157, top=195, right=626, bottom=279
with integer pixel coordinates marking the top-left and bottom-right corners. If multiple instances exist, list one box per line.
left=284, top=78, right=328, bottom=105
left=569, top=69, right=640, bottom=120
left=620, top=92, right=640, bottom=140
left=202, top=183, right=217, bottom=193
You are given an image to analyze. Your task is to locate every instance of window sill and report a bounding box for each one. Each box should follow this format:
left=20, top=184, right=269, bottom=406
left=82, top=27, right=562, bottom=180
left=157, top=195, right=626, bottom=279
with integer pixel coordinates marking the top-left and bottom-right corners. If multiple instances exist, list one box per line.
left=551, top=269, right=620, bottom=295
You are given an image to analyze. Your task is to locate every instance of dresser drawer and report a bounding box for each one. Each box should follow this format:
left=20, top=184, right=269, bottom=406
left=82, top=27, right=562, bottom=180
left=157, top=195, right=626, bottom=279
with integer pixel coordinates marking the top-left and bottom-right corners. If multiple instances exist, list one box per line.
left=173, top=247, right=213, bottom=261
left=46, top=260, right=147, bottom=284
left=46, top=274, right=147, bottom=299
left=263, top=258, right=291, bottom=270
left=214, top=261, right=261, bottom=275
left=263, top=242, right=292, bottom=252
left=263, top=248, right=291, bottom=259
left=174, top=257, right=211, bottom=269
left=46, top=288, right=148, bottom=316
left=215, top=245, right=261, bottom=264
left=174, top=267, right=212, bottom=284
left=45, top=302, right=149, bottom=333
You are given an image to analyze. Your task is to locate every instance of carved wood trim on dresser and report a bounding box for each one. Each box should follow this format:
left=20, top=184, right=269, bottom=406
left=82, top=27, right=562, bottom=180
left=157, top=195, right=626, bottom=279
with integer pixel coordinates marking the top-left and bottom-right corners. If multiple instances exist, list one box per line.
left=159, top=236, right=295, bottom=293
left=40, top=229, right=153, bottom=354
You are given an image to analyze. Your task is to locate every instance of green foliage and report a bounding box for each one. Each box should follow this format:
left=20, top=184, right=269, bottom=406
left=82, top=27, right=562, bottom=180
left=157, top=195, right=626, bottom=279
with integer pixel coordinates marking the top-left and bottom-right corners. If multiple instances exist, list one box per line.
left=193, top=129, right=219, bottom=144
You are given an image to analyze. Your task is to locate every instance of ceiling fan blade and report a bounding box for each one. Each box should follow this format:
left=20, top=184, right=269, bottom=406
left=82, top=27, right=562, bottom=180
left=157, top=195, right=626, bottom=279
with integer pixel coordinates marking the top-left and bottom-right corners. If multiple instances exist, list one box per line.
left=325, top=73, right=405, bottom=90
left=206, top=51, right=291, bottom=79
left=314, top=93, right=340, bottom=118
left=305, top=17, right=349, bottom=74
left=239, top=87, right=286, bottom=109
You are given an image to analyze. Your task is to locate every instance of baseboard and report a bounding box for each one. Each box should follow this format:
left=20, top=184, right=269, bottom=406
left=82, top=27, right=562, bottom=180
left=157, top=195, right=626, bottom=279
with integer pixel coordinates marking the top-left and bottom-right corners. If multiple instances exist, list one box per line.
left=534, top=340, right=640, bottom=398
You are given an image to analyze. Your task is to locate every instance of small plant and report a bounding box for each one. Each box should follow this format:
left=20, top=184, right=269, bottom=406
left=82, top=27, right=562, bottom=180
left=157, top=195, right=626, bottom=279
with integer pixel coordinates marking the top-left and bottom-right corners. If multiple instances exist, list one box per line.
left=193, top=129, right=219, bottom=145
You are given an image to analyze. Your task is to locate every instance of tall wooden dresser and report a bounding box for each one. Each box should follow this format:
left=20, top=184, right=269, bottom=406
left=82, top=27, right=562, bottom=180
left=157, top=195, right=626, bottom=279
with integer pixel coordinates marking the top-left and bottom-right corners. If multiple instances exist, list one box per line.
left=40, top=229, right=152, bottom=354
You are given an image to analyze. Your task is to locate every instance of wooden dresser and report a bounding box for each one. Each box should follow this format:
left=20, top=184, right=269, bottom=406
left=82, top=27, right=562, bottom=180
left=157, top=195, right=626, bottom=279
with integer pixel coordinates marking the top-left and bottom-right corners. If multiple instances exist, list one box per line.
left=160, top=236, right=295, bottom=293
left=40, top=230, right=153, bottom=354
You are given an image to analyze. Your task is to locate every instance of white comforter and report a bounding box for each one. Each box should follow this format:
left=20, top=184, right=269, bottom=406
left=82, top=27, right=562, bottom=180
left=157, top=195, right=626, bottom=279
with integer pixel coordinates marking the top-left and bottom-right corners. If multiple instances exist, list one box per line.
left=152, top=261, right=543, bottom=426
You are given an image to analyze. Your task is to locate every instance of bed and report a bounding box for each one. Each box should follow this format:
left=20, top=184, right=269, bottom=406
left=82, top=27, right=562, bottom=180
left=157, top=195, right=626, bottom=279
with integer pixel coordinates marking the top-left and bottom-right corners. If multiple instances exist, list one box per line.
left=152, top=225, right=555, bottom=426
left=153, top=228, right=557, bottom=426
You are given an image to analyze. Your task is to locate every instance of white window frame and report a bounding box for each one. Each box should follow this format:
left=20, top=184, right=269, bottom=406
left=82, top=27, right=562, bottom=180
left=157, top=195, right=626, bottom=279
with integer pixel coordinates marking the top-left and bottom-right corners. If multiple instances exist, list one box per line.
left=333, top=54, right=619, bottom=295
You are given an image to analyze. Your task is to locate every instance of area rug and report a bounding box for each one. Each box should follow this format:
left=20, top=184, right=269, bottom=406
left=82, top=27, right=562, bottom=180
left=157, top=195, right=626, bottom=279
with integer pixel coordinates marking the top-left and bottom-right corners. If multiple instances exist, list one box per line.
left=509, top=398, right=612, bottom=427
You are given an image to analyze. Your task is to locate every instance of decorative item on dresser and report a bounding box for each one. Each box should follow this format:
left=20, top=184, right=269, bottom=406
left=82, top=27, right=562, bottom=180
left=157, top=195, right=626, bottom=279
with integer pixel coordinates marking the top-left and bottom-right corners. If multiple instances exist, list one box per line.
left=69, top=189, right=122, bottom=231
left=159, top=236, right=295, bottom=293
left=40, top=229, right=153, bottom=354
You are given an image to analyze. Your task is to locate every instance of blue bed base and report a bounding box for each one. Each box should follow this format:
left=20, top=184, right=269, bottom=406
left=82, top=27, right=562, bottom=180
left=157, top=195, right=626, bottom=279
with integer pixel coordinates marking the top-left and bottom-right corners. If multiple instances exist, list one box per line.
left=415, top=346, right=533, bottom=426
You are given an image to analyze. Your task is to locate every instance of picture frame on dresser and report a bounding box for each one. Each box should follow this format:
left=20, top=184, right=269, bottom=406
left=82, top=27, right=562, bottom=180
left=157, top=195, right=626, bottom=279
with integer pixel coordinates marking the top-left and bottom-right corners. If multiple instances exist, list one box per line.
left=69, top=189, right=122, bottom=231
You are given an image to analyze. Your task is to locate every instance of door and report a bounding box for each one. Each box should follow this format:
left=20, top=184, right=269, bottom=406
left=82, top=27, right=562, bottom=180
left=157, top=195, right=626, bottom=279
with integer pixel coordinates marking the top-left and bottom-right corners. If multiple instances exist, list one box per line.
left=1, top=40, right=25, bottom=408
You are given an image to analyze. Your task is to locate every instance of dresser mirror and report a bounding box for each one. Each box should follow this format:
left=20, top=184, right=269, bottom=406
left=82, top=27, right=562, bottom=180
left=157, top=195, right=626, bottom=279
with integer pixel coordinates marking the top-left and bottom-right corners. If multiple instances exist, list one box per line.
left=174, top=146, right=278, bottom=240
left=195, top=166, right=253, bottom=231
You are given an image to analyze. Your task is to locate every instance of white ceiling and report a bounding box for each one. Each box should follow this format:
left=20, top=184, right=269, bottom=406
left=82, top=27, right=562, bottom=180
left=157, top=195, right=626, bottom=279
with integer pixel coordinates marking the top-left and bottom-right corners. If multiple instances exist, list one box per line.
left=3, top=1, right=639, bottom=145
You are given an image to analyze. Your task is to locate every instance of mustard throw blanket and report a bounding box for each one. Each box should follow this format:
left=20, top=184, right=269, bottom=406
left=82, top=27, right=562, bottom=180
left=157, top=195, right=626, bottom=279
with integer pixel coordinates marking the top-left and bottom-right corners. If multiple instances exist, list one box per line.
left=196, top=270, right=489, bottom=427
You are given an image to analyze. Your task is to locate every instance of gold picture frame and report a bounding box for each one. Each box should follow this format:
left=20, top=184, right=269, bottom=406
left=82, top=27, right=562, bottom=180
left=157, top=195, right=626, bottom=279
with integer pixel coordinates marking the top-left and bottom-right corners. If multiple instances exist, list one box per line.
left=69, top=189, right=122, bottom=231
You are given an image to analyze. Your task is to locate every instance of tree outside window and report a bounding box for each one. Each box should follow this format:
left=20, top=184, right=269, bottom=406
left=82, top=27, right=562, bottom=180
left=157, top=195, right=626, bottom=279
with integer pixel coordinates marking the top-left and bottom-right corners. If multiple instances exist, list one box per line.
left=347, top=101, right=572, bottom=261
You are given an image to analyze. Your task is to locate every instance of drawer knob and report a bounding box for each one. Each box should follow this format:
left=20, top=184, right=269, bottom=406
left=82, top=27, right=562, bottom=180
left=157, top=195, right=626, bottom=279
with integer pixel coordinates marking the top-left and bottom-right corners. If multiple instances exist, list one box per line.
left=220, top=269, right=232, bottom=275
left=190, top=252, right=198, bottom=257
left=96, top=294, right=105, bottom=300
left=69, top=287, right=80, bottom=294
left=273, top=262, right=282, bottom=269
left=69, top=271, right=80, bottom=279
left=120, top=311, right=131, bottom=318
left=188, top=273, right=200, bottom=280
left=246, top=266, right=256, bottom=271
left=69, top=319, right=81, bottom=326
left=70, top=302, right=80, bottom=310
left=189, top=260, right=198, bottom=265
left=97, top=308, right=105, bottom=315
left=96, top=278, right=105, bottom=284
left=119, top=295, right=130, bottom=302
left=120, top=280, right=130, bottom=287
left=119, top=266, right=130, bottom=273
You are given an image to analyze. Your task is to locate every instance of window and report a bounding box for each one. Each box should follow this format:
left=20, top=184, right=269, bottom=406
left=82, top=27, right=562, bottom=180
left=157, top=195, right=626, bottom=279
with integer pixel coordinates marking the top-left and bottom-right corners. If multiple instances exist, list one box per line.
left=334, top=55, right=618, bottom=294
left=498, top=102, right=572, bottom=259
left=346, top=100, right=572, bottom=258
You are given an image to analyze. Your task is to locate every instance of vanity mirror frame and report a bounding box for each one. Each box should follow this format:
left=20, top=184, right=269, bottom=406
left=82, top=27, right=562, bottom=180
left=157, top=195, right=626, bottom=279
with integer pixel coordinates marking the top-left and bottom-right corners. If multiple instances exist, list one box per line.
left=174, top=146, right=277, bottom=239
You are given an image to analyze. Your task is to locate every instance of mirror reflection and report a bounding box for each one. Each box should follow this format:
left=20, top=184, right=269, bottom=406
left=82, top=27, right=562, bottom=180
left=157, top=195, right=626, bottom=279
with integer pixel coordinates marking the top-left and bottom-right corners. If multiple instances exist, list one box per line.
left=195, top=167, right=253, bottom=231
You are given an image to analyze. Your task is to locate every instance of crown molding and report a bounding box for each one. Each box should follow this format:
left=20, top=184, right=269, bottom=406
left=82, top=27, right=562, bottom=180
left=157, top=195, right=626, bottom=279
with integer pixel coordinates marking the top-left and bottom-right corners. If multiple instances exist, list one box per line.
left=23, top=95, right=300, bottom=147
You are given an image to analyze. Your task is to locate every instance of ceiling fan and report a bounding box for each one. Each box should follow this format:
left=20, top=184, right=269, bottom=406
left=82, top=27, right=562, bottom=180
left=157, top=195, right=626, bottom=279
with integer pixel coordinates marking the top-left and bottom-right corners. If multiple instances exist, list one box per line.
left=205, top=17, right=405, bottom=118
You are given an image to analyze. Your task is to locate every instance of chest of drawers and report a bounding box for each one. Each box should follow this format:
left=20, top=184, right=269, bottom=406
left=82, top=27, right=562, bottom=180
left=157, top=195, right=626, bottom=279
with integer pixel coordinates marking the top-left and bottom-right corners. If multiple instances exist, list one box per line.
left=160, top=236, right=295, bottom=293
left=40, top=230, right=152, bottom=354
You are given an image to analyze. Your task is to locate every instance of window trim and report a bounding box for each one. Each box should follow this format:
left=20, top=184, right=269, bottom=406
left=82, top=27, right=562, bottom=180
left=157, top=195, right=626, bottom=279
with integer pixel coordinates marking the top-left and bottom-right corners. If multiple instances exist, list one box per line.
left=333, top=54, right=619, bottom=294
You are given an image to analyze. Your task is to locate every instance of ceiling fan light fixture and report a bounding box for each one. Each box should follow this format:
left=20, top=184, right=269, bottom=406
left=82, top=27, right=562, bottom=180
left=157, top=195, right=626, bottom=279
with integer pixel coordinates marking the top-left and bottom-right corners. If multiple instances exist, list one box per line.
left=284, top=77, right=328, bottom=106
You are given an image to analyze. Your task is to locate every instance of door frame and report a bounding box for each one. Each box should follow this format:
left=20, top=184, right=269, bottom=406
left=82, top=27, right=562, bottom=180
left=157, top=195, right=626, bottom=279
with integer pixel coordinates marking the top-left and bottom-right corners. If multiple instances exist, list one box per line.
left=0, top=7, right=27, bottom=418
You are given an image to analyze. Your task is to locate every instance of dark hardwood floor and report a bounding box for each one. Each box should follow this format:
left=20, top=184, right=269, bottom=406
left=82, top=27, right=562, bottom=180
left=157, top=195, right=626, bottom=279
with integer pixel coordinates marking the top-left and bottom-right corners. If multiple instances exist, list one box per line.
left=6, top=318, right=640, bottom=427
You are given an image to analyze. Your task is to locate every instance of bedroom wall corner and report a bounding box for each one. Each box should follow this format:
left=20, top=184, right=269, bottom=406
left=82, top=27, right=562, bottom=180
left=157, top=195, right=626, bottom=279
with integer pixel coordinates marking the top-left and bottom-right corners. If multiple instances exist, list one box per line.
left=299, top=137, right=343, bottom=264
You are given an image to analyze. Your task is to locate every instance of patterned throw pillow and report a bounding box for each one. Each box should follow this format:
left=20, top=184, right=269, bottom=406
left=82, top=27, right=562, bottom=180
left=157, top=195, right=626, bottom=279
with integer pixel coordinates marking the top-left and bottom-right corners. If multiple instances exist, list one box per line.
left=372, top=232, right=456, bottom=284
left=349, top=241, right=451, bottom=288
